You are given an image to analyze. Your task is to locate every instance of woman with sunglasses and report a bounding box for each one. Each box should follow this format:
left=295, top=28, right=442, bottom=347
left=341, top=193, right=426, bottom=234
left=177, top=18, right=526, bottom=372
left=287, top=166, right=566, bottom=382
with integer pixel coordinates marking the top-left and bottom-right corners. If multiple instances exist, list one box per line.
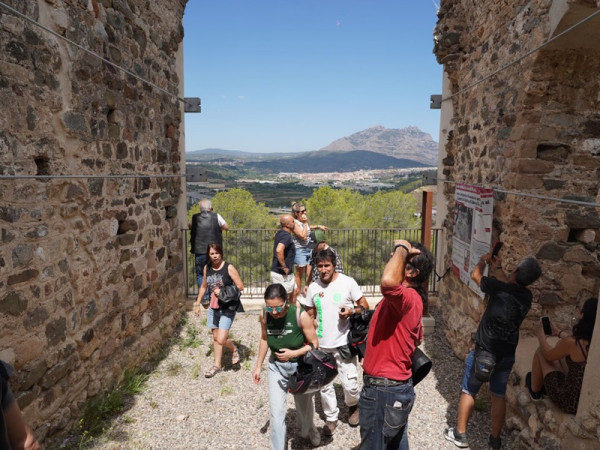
left=527, top=297, right=597, bottom=414
left=194, top=243, right=244, bottom=378
left=290, top=202, right=327, bottom=303
left=253, top=283, right=321, bottom=449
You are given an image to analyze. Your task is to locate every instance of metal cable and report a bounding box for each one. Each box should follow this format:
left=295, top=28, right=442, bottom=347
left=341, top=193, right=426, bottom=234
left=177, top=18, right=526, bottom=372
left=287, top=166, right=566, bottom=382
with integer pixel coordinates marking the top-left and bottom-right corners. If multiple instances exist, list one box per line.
left=427, top=175, right=600, bottom=208
left=443, top=8, right=600, bottom=102
left=0, top=1, right=190, bottom=106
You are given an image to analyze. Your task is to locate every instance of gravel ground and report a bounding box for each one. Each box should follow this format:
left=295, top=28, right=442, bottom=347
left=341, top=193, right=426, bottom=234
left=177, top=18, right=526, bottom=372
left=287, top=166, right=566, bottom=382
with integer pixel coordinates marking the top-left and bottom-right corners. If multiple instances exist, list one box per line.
left=82, top=305, right=507, bottom=450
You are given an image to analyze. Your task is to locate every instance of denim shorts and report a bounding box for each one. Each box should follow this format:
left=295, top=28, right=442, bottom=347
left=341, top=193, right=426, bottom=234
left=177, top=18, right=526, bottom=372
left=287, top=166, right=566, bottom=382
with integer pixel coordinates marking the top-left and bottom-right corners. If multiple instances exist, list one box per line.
left=460, top=349, right=515, bottom=398
left=206, top=307, right=236, bottom=330
left=294, top=246, right=312, bottom=266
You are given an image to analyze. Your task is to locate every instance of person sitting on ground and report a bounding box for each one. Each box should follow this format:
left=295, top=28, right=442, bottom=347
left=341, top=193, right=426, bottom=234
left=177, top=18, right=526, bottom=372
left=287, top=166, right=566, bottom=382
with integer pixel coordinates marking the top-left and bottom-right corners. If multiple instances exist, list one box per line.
left=305, top=229, right=343, bottom=288
left=252, top=283, right=321, bottom=449
left=1, top=360, right=42, bottom=450
left=194, top=243, right=244, bottom=378
left=527, top=297, right=597, bottom=414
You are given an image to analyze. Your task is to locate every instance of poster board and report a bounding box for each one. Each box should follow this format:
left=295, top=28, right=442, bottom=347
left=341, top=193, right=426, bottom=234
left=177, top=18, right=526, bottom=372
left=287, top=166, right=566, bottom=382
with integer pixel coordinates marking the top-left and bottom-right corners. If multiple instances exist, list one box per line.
left=451, top=184, right=493, bottom=298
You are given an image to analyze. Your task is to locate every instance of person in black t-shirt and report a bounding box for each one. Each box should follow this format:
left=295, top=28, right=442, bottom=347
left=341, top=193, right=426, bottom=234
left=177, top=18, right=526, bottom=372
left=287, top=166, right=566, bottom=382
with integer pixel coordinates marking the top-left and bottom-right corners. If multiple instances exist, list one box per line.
left=270, top=215, right=297, bottom=303
left=444, top=249, right=541, bottom=450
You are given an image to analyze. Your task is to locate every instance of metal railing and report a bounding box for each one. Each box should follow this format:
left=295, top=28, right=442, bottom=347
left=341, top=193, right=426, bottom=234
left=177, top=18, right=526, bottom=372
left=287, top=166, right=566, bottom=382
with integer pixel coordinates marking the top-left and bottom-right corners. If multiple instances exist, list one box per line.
left=183, top=228, right=442, bottom=298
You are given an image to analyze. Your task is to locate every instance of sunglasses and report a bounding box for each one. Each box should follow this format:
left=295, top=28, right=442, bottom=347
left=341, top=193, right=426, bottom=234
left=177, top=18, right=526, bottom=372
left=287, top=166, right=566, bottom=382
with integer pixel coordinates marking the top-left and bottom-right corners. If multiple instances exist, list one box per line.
left=298, top=210, right=307, bottom=214
left=265, top=300, right=287, bottom=313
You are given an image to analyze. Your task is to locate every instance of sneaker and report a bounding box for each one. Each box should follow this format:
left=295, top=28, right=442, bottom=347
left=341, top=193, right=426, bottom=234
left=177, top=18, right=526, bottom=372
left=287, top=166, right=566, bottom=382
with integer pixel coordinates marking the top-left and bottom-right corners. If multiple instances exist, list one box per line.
left=488, top=434, right=501, bottom=449
left=323, top=420, right=337, bottom=436
left=444, top=426, right=469, bottom=448
left=525, top=372, right=544, bottom=400
left=348, top=405, right=359, bottom=427
left=300, top=427, right=321, bottom=447
left=308, top=427, right=321, bottom=447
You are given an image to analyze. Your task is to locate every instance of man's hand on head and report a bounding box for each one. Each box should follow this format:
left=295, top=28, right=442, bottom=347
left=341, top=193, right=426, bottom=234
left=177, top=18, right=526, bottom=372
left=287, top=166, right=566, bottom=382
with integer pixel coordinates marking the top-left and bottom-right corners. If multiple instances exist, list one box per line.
left=392, top=240, right=421, bottom=258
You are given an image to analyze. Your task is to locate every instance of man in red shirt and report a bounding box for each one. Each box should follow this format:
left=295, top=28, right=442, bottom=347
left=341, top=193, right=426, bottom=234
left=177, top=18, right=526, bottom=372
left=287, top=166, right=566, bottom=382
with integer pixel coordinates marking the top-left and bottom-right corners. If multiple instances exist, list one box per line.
left=359, top=240, right=434, bottom=450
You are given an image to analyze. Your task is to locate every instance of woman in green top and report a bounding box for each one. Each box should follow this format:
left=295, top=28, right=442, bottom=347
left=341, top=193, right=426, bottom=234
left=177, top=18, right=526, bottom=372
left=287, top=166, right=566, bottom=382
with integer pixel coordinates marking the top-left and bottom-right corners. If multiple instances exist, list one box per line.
left=253, top=283, right=320, bottom=449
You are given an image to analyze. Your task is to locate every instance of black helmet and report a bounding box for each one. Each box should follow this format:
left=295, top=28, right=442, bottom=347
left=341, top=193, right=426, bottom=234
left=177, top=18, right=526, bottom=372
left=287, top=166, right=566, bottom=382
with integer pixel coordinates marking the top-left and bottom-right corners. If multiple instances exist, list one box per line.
left=411, top=347, right=432, bottom=386
left=347, top=309, right=375, bottom=360
left=288, top=350, right=338, bottom=395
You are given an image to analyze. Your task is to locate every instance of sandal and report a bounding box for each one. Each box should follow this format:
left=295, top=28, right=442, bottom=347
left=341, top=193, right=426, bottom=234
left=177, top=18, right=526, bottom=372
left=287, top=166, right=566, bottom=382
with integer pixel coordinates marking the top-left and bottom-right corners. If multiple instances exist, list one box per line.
left=205, top=365, right=222, bottom=378
left=231, top=345, right=240, bottom=366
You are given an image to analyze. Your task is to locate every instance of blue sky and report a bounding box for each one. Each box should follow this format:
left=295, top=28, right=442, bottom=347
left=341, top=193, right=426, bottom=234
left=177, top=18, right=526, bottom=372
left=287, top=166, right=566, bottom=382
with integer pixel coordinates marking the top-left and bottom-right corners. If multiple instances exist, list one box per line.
left=182, top=1, right=442, bottom=153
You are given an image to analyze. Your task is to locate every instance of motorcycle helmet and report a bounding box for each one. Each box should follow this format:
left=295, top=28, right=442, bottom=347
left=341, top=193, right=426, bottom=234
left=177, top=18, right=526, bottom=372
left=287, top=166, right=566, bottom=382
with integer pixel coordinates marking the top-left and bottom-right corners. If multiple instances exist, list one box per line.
left=288, top=349, right=338, bottom=395
left=347, top=309, right=375, bottom=360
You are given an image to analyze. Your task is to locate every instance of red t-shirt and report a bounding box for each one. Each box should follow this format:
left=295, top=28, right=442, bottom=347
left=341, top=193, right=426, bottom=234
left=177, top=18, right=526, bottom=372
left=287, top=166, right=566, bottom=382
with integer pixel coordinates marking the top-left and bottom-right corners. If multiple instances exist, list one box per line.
left=362, top=284, right=423, bottom=381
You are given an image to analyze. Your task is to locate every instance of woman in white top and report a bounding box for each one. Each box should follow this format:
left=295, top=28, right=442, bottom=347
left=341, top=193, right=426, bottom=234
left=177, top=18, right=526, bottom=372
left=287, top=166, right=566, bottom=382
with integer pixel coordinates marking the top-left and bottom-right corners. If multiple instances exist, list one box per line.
left=290, top=202, right=327, bottom=304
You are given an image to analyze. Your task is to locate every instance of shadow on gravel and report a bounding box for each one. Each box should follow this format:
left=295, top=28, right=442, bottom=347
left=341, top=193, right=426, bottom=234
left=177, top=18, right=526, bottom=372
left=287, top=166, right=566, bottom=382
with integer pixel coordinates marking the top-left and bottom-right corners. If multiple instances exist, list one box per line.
left=46, top=315, right=187, bottom=449
left=424, top=305, right=493, bottom=450
left=279, top=383, right=358, bottom=449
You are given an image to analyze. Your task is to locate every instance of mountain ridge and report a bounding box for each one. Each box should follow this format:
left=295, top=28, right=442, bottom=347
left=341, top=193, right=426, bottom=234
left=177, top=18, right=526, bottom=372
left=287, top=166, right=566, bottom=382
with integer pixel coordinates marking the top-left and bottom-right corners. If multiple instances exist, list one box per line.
left=320, top=125, right=438, bottom=165
left=186, top=126, right=438, bottom=169
left=244, top=150, right=429, bottom=173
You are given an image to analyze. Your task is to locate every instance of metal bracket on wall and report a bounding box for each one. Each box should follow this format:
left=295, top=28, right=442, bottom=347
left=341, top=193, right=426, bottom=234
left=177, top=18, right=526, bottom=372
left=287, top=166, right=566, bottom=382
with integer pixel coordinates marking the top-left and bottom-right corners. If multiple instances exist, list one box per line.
left=422, top=171, right=437, bottom=185
left=430, top=94, right=442, bottom=109
left=184, top=97, right=201, bottom=113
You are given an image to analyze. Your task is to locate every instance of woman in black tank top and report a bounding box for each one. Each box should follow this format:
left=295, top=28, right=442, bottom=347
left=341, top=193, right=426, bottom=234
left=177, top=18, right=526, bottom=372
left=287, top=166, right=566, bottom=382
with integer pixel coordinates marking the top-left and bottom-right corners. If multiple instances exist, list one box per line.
left=194, top=243, right=244, bottom=378
left=528, top=297, right=597, bottom=413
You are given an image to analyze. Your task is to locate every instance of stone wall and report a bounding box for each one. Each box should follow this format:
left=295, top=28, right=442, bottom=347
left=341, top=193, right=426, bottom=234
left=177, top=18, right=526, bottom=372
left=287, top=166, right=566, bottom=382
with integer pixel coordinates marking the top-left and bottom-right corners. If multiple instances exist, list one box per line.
left=0, top=0, right=187, bottom=439
left=434, top=0, right=600, bottom=448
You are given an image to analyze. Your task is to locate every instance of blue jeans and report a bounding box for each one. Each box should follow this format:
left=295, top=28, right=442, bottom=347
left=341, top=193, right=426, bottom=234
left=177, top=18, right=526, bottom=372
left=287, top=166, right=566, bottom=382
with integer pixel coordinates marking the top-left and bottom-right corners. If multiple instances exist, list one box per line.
left=359, top=380, right=414, bottom=450
left=268, top=357, right=315, bottom=450
left=461, top=350, right=515, bottom=397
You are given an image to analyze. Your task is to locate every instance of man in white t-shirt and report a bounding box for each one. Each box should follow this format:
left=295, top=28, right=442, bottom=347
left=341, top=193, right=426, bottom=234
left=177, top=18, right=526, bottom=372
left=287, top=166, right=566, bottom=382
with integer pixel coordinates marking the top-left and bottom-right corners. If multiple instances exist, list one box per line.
left=304, top=248, right=370, bottom=436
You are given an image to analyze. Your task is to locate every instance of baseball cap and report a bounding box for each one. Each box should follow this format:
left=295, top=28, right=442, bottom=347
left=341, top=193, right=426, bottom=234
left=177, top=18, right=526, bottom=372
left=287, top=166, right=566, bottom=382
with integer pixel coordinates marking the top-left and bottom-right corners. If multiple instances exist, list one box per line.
left=314, top=229, right=326, bottom=243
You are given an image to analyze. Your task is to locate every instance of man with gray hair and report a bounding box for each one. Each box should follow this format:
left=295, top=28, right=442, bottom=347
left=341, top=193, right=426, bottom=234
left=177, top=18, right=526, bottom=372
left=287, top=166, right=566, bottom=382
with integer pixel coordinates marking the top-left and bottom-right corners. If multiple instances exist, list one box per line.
left=444, top=248, right=541, bottom=450
left=190, top=199, right=229, bottom=304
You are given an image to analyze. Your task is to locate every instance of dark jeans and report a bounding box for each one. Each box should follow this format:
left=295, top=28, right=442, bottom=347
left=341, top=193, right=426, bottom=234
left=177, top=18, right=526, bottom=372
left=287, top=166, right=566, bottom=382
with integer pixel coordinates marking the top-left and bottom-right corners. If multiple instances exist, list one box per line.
left=359, top=379, right=414, bottom=450
left=194, top=254, right=209, bottom=301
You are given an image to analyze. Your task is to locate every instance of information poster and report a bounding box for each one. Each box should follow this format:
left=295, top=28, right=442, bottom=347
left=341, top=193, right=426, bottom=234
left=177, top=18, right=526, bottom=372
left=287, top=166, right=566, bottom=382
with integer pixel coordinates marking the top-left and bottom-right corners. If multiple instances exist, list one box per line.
left=451, top=184, right=493, bottom=298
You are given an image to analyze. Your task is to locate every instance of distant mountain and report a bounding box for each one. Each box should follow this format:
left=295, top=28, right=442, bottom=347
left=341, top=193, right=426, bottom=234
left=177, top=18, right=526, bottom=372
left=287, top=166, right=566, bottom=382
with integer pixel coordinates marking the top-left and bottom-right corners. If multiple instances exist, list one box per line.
left=321, top=125, right=438, bottom=166
left=186, top=148, right=295, bottom=161
left=244, top=150, right=428, bottom=173
left=185, top=126, right=438, bottom=171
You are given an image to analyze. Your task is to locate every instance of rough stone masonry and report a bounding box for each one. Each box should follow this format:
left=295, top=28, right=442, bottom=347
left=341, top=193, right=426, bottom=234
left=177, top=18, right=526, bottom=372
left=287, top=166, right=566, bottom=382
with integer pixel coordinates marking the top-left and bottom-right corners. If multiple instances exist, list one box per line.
left=434, top=0, right=600, bottom=448
left=1, top=0, right=188, bottom=439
